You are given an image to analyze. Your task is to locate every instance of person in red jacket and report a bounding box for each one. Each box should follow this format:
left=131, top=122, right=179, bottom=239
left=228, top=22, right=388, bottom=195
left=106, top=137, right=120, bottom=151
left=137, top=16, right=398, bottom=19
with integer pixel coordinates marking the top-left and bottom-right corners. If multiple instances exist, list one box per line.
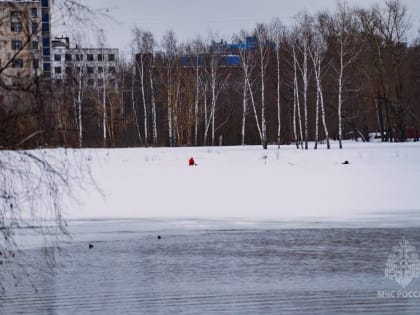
left=189, top=157, right=196, bottom=166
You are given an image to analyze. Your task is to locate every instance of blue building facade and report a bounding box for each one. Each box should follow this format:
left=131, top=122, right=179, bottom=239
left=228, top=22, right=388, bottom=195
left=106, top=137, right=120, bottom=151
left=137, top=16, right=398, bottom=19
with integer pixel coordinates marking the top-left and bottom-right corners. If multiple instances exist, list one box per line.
left=181, top=37, right=257, bottom=68
left=41, top=0, right=51, bottom=76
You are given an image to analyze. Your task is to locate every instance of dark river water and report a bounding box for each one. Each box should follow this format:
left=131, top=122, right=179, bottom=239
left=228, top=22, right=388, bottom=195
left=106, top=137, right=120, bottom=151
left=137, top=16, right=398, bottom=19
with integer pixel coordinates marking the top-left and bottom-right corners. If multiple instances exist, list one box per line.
left=1, top=218, right=420, bottom=314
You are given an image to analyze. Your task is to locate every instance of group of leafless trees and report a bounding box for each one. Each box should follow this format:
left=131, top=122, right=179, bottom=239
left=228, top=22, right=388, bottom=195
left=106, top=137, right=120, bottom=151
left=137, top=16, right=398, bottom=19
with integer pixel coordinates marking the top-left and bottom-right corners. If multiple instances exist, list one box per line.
left=2, top=0, right=420, bottom=151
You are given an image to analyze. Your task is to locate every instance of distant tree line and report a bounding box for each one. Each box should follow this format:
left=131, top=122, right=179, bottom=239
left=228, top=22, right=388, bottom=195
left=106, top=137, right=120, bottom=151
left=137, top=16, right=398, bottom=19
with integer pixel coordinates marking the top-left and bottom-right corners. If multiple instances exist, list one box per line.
left=1, top=0, right=420, bottom=150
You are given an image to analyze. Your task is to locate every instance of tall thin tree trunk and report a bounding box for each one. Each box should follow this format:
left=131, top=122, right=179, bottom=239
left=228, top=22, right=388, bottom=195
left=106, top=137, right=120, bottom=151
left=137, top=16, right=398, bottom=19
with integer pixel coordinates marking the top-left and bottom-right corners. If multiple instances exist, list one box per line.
left=293, top=81, right=298, bottom=149
left=139, top=56, right=148, bottom=146
left=167, top=69, right=173, bottom=147
left=211, top=71, right=216, bottom=146
left=247, top=78, right=263, bottom=142
left=120, top=67, right=125, bottom=126
left=78, top=77, right=82, bottom=148
left=203, top=84, right=208, bottom=145
left=293, top=46, right=303, bottom=149
left=314, top=68, right=320, bottom=150
left=131, top=71, right=143, bottom=145
left=276, top=48, right=281, bottom=149
left=338, top=39, right=344, bottom=149
left=260, top=53, right=267, bottom=149
left=292, top=48, right=298, bottom=149
left=303, top=39, right=308, bottom=150
left=103, top=81, right=107, bottom=147
left=241, top=77, right=247, bottom=146
left=194, top=55, right=199, bottom=146
left=149, top=64, right=157, bottom=145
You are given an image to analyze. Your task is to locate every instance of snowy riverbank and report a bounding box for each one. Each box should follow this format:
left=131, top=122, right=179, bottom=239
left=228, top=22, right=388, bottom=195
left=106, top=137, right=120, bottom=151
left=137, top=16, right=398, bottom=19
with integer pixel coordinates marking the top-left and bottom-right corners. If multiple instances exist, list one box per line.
left=66, top=141, right=420, bottom=221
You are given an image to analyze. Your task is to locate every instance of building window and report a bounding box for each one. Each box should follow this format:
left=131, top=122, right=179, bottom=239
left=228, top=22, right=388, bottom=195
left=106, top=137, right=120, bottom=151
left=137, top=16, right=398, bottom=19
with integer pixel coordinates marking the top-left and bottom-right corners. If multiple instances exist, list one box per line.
left=88, top=79, right=95, bottom=86
left=65, top=67, right=71, bottom=75
left=76, top=54, right=83, bottom=61
left=41, top=8, right=49, bottom=22
left=97, top=54, right=103, bottom=61
left=33, top=59, right=39, bottom=69
left=41, top=0, right=49, bottom=7
left=98, top=79, right=104, bottom=86
left=55, top=67, right=62, bottom=74
left=32, top=41, right=39, bottom=50
left=43, top=37, right=50, bottom=47
left=11, top=11, right=21, bottom=20
left=32, top=22, right=38, bottom=33
left=65, top=54, right=72, bottom=61
left=12, top=59, right=24, bottom=68
left=43, top=63, right=51, bottom=72
left=87, top=54, right=94, bottom=61
left=108, top=54, right=115, bottom=61
left=87, top=67, right=94, bottom=74
left=42, top=23, right=49, bottom=32
left=43, top=47, right=50, bottom=56
left=98, top=67, right=103, bottom=73
left=11, top=40, right=23, bottom=50
left=31, top=8, right=38, bottom=18
left=11, top=22, right=22, bottom=32
left=54, top=54, right=61, bottom=62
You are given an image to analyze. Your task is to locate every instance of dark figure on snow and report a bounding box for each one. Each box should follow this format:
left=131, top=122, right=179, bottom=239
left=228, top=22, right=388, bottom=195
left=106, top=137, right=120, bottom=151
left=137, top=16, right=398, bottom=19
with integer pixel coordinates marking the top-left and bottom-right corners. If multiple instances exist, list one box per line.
left=189, top=157, right=196, bottom=166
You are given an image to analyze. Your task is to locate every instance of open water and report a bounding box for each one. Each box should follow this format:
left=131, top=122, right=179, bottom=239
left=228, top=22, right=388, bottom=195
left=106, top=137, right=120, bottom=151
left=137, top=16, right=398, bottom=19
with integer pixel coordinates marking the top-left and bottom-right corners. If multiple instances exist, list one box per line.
left=1, top=216, right=420, bottom=314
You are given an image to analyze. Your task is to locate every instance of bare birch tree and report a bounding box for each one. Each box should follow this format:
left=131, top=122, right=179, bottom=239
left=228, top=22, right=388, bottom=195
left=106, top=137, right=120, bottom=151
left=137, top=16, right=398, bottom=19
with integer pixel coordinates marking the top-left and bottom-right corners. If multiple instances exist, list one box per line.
left=161, top=30, right=177, bottom=147
left=309, top=15, right=331, bottom=149
left=255, top=24, right=270, bottom=150
left=290, top=31, right=304, bottom=149
left=295, top=14, right=312, bottom=150
left=270, top=19, right=285, bottom=149
left=236, top=30, right=261, bottom=146
left=331, top=2, right=361, bottom=149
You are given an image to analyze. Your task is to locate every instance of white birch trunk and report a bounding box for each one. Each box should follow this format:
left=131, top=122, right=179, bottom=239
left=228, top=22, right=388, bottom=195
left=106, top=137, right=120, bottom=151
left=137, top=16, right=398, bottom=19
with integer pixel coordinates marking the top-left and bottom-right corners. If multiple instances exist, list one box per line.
left=211, top=68, right=216, bottom=146
left=315, top=83, right=320, bottom=150
left=131, top=68, right=143, bottom=145
left=338, top=39, right=344, bottom=149
left=149, top=64, right=157, bottom=146
left=203, top=84, right=208, bottom=145
left=78, top=75, right=83, bottom=148
left=292, top=46, right=298, bottom=148
left=247, top=78, right=263, bottom=142
left=194, top=55, right=199, bottom=146
left=102, top=78, right=107, bottom=147
left=276, top=48, right=281, bottom=149
left=241, top=77, right=247, bottom=146
left=167, top=69, right=173, bottom=147
left=77, top=73, right=83, bottom=148
left=139, top=56, right=148, bottom=146
left=303, top=38, right=308, bottom=150
left=259, top=48, right=267, bottom=150
left=293, top=45, right=303, bottom=149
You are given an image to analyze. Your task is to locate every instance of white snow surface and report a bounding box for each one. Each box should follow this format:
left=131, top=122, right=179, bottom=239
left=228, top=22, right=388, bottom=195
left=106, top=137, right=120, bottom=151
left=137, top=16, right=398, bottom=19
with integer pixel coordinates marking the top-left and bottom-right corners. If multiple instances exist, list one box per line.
left=65, top=141, right=420, bottom=221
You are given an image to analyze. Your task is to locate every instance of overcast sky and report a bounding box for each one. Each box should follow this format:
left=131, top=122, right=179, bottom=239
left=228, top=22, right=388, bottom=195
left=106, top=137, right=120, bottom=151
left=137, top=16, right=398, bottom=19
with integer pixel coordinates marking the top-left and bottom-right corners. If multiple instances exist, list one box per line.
left=56, top=0, right=420, bottom=54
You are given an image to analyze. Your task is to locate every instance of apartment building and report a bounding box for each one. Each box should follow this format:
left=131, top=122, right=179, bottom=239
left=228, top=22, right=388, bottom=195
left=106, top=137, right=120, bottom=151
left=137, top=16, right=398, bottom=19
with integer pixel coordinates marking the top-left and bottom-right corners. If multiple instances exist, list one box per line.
left=0, top=0, right=51, bottom=86
left=51, top=37, right=119, bottom=88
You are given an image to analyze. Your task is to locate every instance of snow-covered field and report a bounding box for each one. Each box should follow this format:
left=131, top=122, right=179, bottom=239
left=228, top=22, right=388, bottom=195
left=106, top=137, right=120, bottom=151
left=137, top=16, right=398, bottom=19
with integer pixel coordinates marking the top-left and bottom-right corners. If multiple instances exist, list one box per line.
left=68, top=141, right=420, bottom=221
